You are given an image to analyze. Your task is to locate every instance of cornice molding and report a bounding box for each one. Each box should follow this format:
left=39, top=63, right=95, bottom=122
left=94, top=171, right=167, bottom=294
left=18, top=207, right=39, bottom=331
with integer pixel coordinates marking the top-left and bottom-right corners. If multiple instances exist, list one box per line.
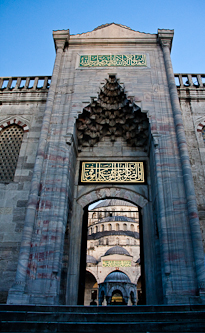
left=158, top=29, right=174, bottom=51
left=69, top=36, right=157, bottom=46
left=52, top=29, right=70, bottom=51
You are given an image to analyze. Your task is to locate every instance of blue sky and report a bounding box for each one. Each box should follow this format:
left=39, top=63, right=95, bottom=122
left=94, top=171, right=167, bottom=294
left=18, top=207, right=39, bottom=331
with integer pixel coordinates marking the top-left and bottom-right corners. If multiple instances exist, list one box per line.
left=0, top=0, right=204, bottom=77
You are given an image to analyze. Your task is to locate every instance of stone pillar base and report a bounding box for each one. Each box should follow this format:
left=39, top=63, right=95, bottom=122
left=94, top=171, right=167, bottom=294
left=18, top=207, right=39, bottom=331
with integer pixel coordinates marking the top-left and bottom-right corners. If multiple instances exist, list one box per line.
left=7, top=289, right=59, bottom=305
left=7, top=289, right=29, bottom=305
left=165, top=294, right=205, bottom=305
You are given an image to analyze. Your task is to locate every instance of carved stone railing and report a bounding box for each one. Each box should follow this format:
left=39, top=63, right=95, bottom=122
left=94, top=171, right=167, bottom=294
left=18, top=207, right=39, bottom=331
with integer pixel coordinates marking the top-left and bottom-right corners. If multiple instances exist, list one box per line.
left=1, top=74, right=205, bottom=92
left=0, top=76, right=51, bottom=92
left=174, top=74, right=205, bottom=88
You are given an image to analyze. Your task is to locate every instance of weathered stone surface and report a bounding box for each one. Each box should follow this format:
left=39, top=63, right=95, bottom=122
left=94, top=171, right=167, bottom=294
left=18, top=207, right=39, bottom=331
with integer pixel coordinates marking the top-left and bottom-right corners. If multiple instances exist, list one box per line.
left=0, top=24, right=204, bottom=306
left=0, top=77, right=49, bottom=302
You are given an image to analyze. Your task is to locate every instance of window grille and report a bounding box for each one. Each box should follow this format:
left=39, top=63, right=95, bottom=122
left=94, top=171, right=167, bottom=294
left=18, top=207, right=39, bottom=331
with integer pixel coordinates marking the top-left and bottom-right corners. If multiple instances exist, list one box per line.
left=0, top=124, right=24, bottom=182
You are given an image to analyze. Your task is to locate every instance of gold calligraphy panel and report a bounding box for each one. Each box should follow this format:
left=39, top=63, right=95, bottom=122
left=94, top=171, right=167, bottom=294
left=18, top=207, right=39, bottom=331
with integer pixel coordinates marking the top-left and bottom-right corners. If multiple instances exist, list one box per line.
left=81, top=162, right=145, bottom=183
left=79, top=54, right=147, bottom=67
left=103, top=260, right=131, bottom=267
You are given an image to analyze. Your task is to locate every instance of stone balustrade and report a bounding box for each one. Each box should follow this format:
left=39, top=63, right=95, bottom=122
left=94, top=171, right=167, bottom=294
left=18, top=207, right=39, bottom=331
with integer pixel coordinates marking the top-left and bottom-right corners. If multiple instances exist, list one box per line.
left=0, top=76, right=51, bottom=91
left=174, top=73, right=205, bottom=88
left=1, top=74, right=205, bottom=92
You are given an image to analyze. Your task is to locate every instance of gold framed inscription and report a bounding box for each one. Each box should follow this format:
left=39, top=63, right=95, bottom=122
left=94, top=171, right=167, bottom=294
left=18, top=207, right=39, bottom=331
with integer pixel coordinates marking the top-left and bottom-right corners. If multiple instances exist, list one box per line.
left=81, top=162, right=145, bottom=183
left=79, top=54, right=147, bottom=67
left=103, top=260, right=131, bottom=267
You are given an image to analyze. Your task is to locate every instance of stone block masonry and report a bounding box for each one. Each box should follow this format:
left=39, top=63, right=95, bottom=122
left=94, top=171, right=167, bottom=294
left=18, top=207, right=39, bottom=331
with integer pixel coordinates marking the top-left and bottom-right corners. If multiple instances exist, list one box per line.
left=0, top=24, right=204, bottom=306
left=0, top=76, right=50, bottom=302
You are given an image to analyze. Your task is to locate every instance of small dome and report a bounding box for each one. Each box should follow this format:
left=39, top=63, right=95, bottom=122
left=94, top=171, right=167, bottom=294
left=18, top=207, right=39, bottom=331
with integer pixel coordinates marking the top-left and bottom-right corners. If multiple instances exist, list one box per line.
left=86, top=255, right=98, bottom=264
left=104, top=246, right=130, bottom=256
left=104, top=271, right=131, bottom=283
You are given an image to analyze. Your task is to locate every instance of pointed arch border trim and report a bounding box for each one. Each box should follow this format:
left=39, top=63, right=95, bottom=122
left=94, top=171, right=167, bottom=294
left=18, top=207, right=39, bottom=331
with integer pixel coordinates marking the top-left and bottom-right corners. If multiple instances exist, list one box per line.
left=77, top=186, right=148, bottom=209
left=0, top=118, right=29, bottom=132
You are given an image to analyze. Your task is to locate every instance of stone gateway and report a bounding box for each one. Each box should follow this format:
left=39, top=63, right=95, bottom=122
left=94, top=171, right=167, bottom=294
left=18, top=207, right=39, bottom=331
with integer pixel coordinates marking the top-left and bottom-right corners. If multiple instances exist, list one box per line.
left=0, top=23, right=205, bottom=306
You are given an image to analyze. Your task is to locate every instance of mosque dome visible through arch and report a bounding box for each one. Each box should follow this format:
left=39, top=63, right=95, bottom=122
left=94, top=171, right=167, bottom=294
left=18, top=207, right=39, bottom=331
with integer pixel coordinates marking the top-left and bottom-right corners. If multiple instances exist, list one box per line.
left=104, top=246, right=131, bottom=257
left=85, top=198, right=141, bottom=306
left=104, top=271, right=131, bottom=283
left=93, top=199, right=138, bottom=209
left=86, top=255, right=98, bottom=265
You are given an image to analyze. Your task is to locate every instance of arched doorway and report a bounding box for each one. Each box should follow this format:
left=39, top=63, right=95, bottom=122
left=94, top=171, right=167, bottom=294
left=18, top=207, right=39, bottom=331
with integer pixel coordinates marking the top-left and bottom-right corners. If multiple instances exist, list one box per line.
left=67, top=191, right=152, bottom=305
left=85, top=199, right=142, bottom=306
left=111, top=290, right=125, bottom=305
left=84, top=271, right=98, bottom=306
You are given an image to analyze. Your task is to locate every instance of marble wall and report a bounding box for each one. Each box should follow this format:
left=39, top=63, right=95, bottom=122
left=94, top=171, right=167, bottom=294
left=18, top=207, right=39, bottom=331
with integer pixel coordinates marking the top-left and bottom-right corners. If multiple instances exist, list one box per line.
left=0, top=24, right=204, bottom=305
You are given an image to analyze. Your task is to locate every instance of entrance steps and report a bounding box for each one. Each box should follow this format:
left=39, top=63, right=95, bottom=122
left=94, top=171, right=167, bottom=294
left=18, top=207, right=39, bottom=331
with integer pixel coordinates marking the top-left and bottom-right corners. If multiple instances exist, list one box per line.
left=0, top=304, right=205, bottom=332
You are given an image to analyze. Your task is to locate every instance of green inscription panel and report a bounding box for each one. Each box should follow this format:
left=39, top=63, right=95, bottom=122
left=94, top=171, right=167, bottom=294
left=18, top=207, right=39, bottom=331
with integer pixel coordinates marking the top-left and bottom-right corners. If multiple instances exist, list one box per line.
left=103, top=260, right=131, bottom=267
left=79, top=54, right=147, bottom=67
left=81, top=162, right=145, bottom=183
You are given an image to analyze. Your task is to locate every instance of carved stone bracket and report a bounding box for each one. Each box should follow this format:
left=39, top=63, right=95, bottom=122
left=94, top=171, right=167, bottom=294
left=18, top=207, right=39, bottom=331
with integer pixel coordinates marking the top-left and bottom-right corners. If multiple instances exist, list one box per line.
left=152, top=133, right=161, bottom=147
left=158, top=29, right=174, bottom=51
left=53, top=29, right=70, bottom=51
left=65, top=133, right=73, bottom=145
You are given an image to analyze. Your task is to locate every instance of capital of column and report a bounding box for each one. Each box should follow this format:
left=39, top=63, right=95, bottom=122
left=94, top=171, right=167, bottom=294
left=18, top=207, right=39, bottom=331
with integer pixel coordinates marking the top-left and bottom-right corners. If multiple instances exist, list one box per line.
left=53, top=29, right=70, bottom=51
left=158, top=29, right=174, bottom=51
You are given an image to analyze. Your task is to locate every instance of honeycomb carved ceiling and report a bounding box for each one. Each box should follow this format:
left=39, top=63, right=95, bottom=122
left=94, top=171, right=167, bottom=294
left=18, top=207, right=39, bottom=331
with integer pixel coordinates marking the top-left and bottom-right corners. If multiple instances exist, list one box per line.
left=76, top=75, right=149, bottom=151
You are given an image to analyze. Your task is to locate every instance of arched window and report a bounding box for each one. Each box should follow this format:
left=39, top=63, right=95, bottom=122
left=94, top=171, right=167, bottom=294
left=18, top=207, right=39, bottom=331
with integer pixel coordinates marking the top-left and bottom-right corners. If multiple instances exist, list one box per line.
left=95, top=226, right=98, bottom=233
left=99, top=239, right=103, bottom=245
left=123, top=223, right=127, bottom=231
left=101, top=224, right=104, bottom=232
left=0, top=124, right=24, bottom=182
left=131, top=224, right=135, bottom=231
left=108, top=223, right=112, bottom=231
left=116, top=223, right=119, bottom=231
left=116, top=237, right=119, bottom=245
left=126, top=238, right=130, bottom=245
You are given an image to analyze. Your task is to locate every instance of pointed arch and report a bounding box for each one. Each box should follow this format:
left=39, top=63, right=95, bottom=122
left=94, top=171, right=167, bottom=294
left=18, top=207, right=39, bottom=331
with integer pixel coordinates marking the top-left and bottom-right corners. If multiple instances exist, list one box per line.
left=0, top=117, right=29, bottom=133
left=77, top=186, right=148, bottom=209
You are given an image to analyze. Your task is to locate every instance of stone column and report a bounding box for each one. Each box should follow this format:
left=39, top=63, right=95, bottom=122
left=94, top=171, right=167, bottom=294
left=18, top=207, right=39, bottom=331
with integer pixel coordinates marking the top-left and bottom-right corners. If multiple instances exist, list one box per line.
left=152, top=135, right=171, bottom=302
left=158, top=29, right=205, bottom=295
left=66, top=201, right=84, bottom=305
left=7, top=30, right=69, bottom=304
